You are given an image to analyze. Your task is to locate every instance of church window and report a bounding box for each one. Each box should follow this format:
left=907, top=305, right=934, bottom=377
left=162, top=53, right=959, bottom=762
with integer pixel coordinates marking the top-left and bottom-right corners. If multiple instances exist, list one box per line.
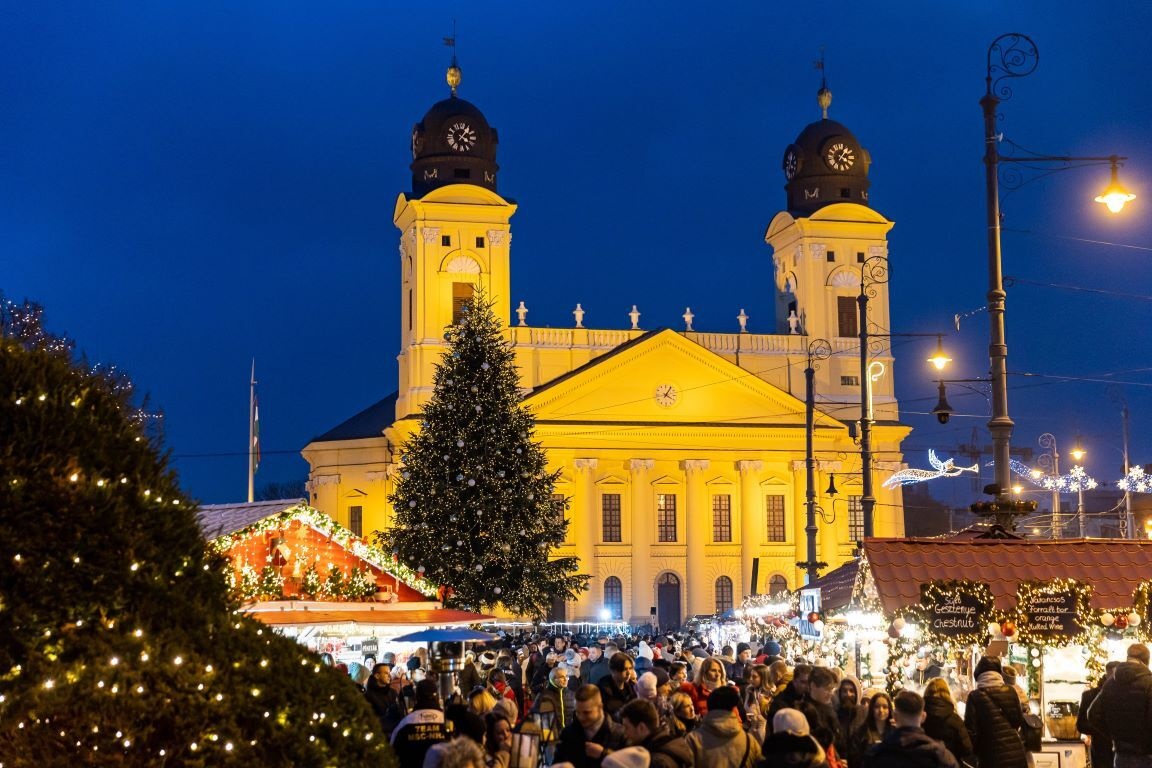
left=768, top=574, right=789, bottom=596
left=441, top=235, right=451, bottom=246
left=765, top=495, right=785, bottom=542
left=452, top=282, right=475, bottom=325
left=711, top=494, right=732, bottom=542
left=826, top=250, right=836, bottom=263
left=715, top=576, right=733, bottom=614
left=857, top=251, right=865, bottom=263
left=841, top=375, right=859, bottom=386
left=454, top=168, right=470, bottom=179
left=601, top=493, right=622, bottom=542
left=349, top=505, right=363, bottom=537
left=604, top=577, right=623, bottom=620
left=657, top=494, right=677, bottom=542
left=475, top=236, right=485, bottom=248
left=837, top=296, right=858, bottom=337
left=848, top=495, right=864, bottom=542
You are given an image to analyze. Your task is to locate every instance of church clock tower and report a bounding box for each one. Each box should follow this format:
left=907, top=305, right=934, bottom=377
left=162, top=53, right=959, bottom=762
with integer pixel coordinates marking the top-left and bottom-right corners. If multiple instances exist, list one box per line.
left=394, top=59, right=516, bottom=419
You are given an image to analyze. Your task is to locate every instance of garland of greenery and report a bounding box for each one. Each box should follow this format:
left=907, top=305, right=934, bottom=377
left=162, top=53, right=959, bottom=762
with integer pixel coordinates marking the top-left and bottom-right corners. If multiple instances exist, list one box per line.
left=210, top=503, right=437, bottom=598
left=1014, top=578, right=1093, bottom=647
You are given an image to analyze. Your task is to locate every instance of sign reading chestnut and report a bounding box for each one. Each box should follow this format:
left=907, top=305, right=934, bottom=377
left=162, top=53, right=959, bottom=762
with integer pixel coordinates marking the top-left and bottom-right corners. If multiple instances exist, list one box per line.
left=919, top=580, right=994, bottom=641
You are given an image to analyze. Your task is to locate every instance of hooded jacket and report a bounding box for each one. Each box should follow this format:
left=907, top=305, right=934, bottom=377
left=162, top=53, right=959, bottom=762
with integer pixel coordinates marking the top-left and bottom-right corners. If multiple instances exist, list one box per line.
left=1087, top=660, right=1152, bottom=755
left=685, top=709, right=762, bottom=768
left=863, top=726, right=959, bottom=768
left=834, top=676, right=866, bottom=761
left=922, top=693, right=974, bottom=766
left=641, top=726, right=696, bottom=768
left=964, top=673, right=1027, bottom=768
left=761, top=732, right=829, bottom=768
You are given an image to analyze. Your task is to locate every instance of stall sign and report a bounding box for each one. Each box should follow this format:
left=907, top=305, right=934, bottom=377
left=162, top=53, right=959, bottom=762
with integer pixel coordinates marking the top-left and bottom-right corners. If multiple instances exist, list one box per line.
left=919, top=580, right=993, bottom=641
left=1017, top=581, right=1088, bottom=642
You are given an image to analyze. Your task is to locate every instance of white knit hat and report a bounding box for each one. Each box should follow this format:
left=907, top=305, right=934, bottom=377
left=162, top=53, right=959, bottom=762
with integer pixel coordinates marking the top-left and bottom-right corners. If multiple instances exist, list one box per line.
left=603, top=746, right=651, bottom=768
left=773, top=708, right=810, bottom=736
left=636, top=671, right=658, bottom=700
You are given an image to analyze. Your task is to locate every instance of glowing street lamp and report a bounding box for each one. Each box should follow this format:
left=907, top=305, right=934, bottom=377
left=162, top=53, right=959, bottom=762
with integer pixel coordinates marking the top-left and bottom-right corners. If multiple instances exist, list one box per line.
left=1096, top=158, right=1137, bottom=213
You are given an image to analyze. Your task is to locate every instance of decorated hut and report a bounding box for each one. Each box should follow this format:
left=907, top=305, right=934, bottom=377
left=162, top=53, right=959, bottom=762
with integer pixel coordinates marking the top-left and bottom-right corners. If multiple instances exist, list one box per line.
left=197, top=500, right=493, bottom=662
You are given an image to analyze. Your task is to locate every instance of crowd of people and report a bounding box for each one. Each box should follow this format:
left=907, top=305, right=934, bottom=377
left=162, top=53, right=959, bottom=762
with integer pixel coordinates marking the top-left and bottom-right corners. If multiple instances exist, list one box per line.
left=339, top=631, right=1150, bottom=768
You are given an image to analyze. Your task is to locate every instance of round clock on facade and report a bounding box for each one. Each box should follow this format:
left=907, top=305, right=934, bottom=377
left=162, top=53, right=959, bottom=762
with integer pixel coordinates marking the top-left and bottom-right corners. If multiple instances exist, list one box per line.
left=824, top=140, right=855, bottom=171
left=446, top=121, right=477, bottom=152
left=783, top=147, right=801, bottom=180
left=654, top=383, right=679, bottom=408
left=411, top=128, right=423, bottom=159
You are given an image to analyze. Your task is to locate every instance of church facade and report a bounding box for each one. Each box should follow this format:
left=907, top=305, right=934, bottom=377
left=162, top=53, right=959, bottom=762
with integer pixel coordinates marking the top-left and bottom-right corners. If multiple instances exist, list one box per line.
left=302, top=65, right=910, bottom=626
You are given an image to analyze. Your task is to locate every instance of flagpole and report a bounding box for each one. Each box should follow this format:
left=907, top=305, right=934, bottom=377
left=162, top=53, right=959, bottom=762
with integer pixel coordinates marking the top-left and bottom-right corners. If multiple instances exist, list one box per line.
left=248, top=360, right=256, bottom=503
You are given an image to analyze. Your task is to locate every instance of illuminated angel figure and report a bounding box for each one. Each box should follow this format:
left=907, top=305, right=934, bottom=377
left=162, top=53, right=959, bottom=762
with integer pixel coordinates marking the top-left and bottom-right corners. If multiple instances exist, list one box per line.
left=882, top=450, right=979, bottom=489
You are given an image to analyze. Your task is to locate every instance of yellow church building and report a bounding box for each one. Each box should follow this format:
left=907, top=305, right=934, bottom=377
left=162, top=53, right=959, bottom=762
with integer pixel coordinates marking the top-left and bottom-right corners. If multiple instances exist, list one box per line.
left=302, top=65, right=910, bottom=627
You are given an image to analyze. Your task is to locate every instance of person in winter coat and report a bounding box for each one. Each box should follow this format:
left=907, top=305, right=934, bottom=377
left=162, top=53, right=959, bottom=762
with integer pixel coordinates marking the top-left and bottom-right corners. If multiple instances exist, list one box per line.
left=460, top=654, right=483, bottom=698
left=620, top=698, right=695, bottom=768
left=799, top=667, right=842, bottom=765
left=863, top=690, right=958, bottom=768
left=849, top=691, right=894, bottom=768
left=769, top=665, right=812, bottom=729
left=760, top=709, right=829, bottom=768
left=745, top=664, right=775, bottom=744
left=1087, top=643, right=1152, bottom=768
left=833, top=676, right=866, bottom=762
left=670, top=692, right=699, bottom=735
left=391, top=679, right=449, bottom=767
left=685, top=685, right=762, bottom=767
left=731, top=643, right=754, bottom=689
left=585, top=645, right=614, bottom=687
left=1078, top=661, right=1120, bottom=768
left=681, top=657, right=730, bottom=717
left=922, top=678, right=974, bottom=767
left=600, top=652, right=639, bottom=720
left=554, top=685, right=628, bottom=768
left=964, top=656, right=1027, bottom=768
left=533, top=666, right=578, bottom=732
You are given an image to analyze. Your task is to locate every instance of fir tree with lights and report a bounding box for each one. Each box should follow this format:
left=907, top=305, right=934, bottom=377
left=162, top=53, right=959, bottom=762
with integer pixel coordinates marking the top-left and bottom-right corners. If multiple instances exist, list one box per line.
left=0, top=297, right=395, bottom=766
left=378, top=292, right=588, bottom=618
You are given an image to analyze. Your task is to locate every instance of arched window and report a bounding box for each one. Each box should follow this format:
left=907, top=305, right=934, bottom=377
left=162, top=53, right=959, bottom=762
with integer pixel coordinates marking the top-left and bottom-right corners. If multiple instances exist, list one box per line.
left=604, top=576, right=623, bottom=621
left=715, top=576, right=734, bottom=614
left=769, top=574, right=789, bottom=596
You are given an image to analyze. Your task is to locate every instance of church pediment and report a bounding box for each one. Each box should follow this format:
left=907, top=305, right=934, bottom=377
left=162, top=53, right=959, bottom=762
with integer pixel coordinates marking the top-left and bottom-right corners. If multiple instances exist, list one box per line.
left=523, top=329, right=835, bottom=429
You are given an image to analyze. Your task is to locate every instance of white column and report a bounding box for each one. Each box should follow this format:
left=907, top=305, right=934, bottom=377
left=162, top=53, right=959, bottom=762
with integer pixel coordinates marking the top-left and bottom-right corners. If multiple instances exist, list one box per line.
left=737, top=460, right=764, bottom=597
left=629, top=459, right=655, bottom=624
left=574, top=458, right=599, bottom=621
left=682, top=459, right=710, bottom=618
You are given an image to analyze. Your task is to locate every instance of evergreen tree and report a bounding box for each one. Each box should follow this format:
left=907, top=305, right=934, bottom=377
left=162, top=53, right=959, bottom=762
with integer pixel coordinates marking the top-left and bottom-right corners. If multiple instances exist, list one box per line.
left=378, top=293, right=587, bottom=617
left=0, top=297, right=394, bottom=766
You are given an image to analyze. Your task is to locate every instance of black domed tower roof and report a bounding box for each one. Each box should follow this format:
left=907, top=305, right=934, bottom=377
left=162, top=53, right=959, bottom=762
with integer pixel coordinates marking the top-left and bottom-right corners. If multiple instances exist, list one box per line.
left=781, top=85, right=871, bottom=215
left=410, top=60, right=499, bottom=198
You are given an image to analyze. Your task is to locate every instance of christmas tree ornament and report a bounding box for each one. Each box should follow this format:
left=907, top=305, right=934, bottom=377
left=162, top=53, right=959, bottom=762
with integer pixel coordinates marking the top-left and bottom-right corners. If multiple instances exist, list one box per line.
left=457, top=439, right=465, bottom=447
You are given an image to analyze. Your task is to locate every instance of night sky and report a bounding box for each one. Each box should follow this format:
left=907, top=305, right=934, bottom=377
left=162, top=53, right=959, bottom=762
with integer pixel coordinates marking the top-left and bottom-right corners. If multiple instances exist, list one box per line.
left=6, top=2, right=1152, bottom=509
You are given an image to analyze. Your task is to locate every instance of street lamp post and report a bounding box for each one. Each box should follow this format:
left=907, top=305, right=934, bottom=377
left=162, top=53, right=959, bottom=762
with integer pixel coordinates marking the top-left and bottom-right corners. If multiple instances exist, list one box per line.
left=1070, top=441, right=1087, bottom=537
left=1037, top=433, right=1061, bottom=539
left=857, top=256, right=888, bottom=540
left=981, top=33, right=1133, bottom=508
left=801, top=338, right=832, bottom=584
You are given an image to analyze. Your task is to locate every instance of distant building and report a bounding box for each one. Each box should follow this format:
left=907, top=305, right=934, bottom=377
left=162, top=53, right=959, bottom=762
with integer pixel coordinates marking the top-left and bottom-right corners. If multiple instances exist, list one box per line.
left=302, top=63, right=911, bottom=625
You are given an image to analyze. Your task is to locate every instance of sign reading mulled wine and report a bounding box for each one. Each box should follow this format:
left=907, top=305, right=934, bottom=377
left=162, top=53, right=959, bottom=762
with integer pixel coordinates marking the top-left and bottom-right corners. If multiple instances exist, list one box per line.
left=918, top=580, right=994, bottom=644
left=1016, top=579, right=1092, bottom=644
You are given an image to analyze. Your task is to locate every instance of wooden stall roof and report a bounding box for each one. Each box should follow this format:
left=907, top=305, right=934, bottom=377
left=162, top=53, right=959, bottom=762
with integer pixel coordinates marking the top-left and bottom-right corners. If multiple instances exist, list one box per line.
left=249, top=605, right=495, bottom=628
left=865, top=538, right=1152, bottom=613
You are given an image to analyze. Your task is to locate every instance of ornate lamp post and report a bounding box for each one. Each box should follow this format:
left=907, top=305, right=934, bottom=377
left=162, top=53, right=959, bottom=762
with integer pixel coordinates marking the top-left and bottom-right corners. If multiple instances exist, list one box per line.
left=981, top=33, right=1133, bottom=511
left=1037, top=433, right=1062, bottom=539
left=800, top=338, right=832, bottom=583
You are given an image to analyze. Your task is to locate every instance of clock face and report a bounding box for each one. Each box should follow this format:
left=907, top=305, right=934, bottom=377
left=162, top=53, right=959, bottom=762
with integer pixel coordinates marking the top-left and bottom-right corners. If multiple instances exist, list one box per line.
left=783, top=147, right=800, bottom=180
left=654, top=384, right=679, bottom=408
left=824, top=141, right=855, bottom=172
left=411, top=128, right=423, bottom=159
left=446, top=121, right=477, bottom=152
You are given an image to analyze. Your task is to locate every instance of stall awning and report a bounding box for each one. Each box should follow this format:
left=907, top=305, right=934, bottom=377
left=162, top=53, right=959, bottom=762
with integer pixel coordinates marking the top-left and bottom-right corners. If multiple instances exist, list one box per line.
left=247, top=605, right=495, bottom=628
left=866, top=538, right=1152, bottom=613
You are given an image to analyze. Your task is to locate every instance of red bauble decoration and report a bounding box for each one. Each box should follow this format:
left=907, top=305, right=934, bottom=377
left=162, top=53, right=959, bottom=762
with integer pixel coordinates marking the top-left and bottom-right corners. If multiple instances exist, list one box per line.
left=1000, top=620, right=1016, bottom=638
left=1115, top=614, right=1130, bottom=630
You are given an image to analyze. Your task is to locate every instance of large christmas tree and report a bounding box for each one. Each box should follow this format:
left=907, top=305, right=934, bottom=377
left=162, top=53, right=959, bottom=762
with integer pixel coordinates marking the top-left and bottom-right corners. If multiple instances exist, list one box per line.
left=0, top=297, right=393, bottom=766
left=378, top=293, right=587, bottom=618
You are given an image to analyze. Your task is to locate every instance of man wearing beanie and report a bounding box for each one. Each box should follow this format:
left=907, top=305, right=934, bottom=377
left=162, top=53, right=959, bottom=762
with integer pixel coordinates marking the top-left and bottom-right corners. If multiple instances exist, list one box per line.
left=684, top=685, right=762, bottom=767
left=1088, top=643, right=1152, bottom=768
left=863, top=690, right=958, bottom=768
left=730, top=642, right=753, bottom=687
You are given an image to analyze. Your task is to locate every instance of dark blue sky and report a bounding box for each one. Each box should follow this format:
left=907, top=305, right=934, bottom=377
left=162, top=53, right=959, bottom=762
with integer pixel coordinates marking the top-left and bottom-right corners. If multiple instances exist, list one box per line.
left=6, top=2, right=1152, bottom=507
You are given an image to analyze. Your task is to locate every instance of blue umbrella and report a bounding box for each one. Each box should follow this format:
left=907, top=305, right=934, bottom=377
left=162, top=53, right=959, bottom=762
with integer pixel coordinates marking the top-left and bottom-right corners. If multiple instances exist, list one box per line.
left=391, top=628, right=497, bottom=643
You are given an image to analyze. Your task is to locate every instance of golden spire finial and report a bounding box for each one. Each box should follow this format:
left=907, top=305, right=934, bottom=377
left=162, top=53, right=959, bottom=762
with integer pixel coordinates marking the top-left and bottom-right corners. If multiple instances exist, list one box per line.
left=444, top=26, right=461, bottom=96
left=815, top=48, right=831, bottom=119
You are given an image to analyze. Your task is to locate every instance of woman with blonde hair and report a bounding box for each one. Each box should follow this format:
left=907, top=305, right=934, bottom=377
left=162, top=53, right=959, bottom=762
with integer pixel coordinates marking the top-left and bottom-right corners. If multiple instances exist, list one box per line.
left=923, top=677, right=974, bottom=766
left=468, top=687, right=498, bottom=717
left=744, top=663, right=774, bottom=742
left=679, top=656, right=728, bottom=716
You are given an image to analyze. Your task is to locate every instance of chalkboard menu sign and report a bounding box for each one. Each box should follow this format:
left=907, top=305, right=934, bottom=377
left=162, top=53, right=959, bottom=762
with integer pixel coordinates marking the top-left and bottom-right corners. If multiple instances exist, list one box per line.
left=919, top=580, right=994, bottom=642
left=1017, top=582, right=1088, bottom=641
